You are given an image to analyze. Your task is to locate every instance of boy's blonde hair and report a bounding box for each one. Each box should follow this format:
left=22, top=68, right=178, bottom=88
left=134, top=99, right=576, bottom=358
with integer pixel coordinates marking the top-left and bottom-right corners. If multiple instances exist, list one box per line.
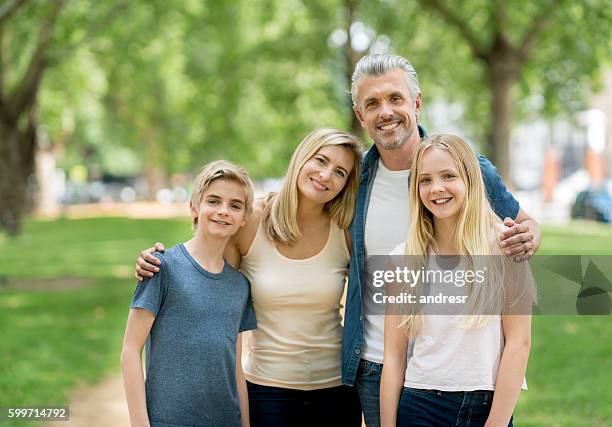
left=190, top=160, right=254, bottom=230
left=262, top=128, right=363, bottom=243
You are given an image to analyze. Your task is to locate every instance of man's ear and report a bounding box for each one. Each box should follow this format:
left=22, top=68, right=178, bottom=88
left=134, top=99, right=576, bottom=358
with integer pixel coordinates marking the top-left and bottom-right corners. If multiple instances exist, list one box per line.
left=414, top=93, right=422, bottom=120
left=353, top=106, right=366, bottom=128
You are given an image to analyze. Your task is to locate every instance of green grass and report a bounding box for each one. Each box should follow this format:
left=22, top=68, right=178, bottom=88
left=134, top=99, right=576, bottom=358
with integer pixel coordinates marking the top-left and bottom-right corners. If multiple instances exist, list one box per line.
left=540, top=221, right=612, bottom=254
left=0, top=217, right=191, bottom=279
left=512, top=222, right=612, bottom=426
left=0, top=217, right=611, bottom=426
left=0, top=279, right=132, bottom=405
left=518, top=316, right=612, bottom=426
left=0, top=217, right=192, bottom=426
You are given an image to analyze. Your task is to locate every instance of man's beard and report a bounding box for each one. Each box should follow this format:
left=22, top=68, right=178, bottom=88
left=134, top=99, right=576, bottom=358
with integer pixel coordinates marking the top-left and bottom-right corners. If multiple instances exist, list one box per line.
left=374, top=123, right=416, bottom=151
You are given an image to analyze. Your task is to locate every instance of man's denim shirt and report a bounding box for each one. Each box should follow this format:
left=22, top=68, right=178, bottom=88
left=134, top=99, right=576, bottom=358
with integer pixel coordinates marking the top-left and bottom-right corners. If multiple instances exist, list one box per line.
left=341, top=125, right=521, bottom=386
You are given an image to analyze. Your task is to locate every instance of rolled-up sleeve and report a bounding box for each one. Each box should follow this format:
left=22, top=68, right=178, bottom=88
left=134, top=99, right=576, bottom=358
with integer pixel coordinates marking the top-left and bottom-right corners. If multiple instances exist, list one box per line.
left=478, top=154, right=520, bottom=220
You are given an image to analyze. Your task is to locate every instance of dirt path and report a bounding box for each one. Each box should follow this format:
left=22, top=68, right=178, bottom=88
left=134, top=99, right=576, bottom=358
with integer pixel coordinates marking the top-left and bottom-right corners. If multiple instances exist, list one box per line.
left=46, top=373, right=129, bottom=427
left=43, top=371, right=366, bottom=427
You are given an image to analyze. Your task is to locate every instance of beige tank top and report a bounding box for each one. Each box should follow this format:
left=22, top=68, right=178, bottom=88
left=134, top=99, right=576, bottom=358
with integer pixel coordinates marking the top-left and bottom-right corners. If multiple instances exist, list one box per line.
left=240, top=220, right=349, bottom=390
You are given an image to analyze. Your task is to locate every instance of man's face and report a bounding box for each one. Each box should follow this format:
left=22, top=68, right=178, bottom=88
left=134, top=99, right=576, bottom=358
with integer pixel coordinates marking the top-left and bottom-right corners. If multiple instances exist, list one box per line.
left=353, top=68, right=421, bottom=151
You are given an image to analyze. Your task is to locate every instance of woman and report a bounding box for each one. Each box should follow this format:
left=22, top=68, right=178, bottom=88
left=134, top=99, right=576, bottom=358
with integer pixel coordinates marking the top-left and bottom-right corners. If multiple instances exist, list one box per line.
left=136, top=128, right=363, bottom=426
left=380, top=134, right=536, bottom=427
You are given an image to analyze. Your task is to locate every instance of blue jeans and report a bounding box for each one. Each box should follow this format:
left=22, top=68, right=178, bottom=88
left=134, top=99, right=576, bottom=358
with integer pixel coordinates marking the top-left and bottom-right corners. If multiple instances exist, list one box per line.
left=398, top=387, right=513, bottom=427
left=247, top=381, right=361, bottom=427
left=354, top=359, right=383, bottom=427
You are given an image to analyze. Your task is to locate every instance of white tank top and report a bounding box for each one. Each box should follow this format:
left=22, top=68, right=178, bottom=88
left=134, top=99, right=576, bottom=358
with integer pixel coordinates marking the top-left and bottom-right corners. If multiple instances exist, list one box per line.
left=240, top=220, right=349, bottom=390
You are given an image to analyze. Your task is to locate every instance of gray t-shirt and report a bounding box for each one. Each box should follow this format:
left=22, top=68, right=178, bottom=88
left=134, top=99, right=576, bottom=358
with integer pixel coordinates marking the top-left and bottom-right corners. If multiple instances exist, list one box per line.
left=130, top=243, right=257, bottom=427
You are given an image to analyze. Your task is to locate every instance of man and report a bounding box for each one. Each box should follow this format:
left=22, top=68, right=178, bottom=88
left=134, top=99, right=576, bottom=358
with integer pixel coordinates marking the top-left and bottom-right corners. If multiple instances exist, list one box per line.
left=342, top=54, right=540, bottom=426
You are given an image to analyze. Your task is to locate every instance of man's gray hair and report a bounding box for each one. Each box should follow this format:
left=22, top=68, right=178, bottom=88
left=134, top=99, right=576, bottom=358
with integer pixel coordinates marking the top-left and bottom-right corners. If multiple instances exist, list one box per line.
left=350, top=54, right=420, bottom=108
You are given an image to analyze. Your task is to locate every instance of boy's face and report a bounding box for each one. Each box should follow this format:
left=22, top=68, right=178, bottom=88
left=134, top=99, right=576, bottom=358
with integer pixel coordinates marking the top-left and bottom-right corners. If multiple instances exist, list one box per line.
left=191, top=179, right=247, bottom=239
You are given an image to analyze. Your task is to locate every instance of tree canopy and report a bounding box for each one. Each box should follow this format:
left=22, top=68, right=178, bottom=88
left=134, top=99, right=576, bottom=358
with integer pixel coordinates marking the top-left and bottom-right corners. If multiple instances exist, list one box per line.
left=1, top=0, right=611, bottom=234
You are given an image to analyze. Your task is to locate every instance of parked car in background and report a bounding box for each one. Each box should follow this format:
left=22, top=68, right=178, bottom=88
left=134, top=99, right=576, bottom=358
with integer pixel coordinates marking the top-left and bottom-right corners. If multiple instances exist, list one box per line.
left=61, top=175, right=140, bottom=204
left=571, top=185, right=612, bottom=223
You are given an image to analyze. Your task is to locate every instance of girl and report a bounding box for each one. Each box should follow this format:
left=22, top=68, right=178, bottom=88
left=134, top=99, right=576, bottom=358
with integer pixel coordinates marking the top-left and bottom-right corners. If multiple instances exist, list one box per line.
left=380, top=134, right=536, bottom=427
left=137, top=128, right=363, bottom=426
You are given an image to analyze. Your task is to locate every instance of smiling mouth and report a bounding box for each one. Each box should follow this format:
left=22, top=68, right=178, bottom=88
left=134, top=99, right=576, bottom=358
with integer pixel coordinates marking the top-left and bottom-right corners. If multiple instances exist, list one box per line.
left=432, top=197, right=452, bottom=205
left=377, top=120, right=401, bottom=131
left=310, top=178, right=328, bottom=191
left=211, top=219, right=230, bottom=225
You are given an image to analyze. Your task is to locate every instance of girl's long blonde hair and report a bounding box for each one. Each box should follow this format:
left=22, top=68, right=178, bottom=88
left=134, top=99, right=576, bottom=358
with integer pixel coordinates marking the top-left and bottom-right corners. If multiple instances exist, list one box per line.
left=401, top=134, right=507, bottom=335
left=262, top=128, right=363, bottom=244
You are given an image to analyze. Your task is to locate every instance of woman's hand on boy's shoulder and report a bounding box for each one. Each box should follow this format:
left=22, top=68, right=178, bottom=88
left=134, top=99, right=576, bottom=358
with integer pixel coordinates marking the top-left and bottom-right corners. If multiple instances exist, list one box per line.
left=254, top=196, right=268, bottom=213
left=135, top=242, right=165, bottom=282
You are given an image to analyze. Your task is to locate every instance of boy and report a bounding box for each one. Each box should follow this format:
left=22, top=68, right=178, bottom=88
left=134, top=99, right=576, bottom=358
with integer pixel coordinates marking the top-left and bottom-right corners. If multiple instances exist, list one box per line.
left=121, top=160, right=257, bottom=427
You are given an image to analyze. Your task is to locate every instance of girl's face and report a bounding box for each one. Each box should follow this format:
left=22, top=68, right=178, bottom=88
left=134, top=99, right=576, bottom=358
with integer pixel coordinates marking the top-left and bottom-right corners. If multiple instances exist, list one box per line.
left=297, top=145, right=355, bottom=206
left=417, top=147, right=466, bottom=222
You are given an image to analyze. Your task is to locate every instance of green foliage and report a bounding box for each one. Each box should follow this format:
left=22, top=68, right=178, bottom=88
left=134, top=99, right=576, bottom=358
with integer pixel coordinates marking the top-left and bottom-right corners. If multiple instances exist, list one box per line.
left=373, top=0, right=612, bottom=146
left=5, top=0, right=612, bottom=182
left=36, top=0, right=350, bottom=180
left=522, top=0, right=612, bottom=118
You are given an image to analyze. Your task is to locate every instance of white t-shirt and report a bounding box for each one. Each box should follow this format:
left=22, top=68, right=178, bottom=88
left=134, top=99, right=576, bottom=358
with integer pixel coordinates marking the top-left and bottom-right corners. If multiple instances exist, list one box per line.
left=362, top=159, right=410, bottom=364
left=391, top=242, right=527, bottom=391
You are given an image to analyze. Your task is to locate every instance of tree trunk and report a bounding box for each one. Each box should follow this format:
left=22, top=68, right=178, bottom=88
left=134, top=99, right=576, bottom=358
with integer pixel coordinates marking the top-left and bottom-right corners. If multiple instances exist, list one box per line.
left=0, top=115, right=37, bottom=235
left=138, top=126, right=165, bottom=200
left=35, top=143, right=60, bottom=217
left=485, top=59, right=518, bottom=185
left=144, top=165, right=165, bottom=201
left=344, top=0, right=362, bottom=138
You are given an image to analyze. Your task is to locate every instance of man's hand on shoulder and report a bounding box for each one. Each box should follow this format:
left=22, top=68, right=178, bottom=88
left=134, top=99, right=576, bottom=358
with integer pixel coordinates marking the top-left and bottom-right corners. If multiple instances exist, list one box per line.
left=135, top=242, right=165, bottom=282
left=499, top=211, right=541, bottom=263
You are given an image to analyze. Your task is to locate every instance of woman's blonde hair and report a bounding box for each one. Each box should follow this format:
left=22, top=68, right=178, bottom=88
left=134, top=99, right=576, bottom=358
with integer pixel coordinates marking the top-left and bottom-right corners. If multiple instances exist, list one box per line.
left=400, top=134, right=517, bottom=335
left=190, top=160, right=254, bottom=230
left=262, top=128, right=363, bottom=243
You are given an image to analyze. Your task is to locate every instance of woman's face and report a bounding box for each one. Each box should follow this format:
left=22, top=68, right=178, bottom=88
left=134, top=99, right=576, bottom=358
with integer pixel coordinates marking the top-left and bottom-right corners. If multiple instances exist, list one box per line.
left=296, top=145, right=355, bottom=206
left=417, top=147, right=466, bottom=223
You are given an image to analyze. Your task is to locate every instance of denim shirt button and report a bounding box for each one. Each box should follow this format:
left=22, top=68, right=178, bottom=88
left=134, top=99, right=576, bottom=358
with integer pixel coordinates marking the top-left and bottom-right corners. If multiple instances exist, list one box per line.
left=354, top=348, right=361, bottom=355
